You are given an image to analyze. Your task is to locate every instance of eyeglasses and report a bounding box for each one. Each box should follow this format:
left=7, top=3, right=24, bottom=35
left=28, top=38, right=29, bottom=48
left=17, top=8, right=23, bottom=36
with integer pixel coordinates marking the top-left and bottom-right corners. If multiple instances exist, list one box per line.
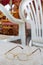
left=4, top=46, right=41, bottom=61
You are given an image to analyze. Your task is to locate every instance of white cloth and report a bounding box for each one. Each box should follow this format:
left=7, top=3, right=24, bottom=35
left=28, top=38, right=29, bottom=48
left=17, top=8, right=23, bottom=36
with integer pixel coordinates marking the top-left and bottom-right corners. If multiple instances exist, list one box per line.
left=5, top=4, right=15, bottom=11
left=5, top=4, right=11, bottom=11
left=0, top=42, right=42, bottom=65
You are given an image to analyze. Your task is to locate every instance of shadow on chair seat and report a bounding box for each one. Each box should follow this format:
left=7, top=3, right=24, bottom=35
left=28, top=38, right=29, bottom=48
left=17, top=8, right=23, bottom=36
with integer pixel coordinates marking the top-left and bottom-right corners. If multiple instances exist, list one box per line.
left=10, top=39, right=21, bottom=44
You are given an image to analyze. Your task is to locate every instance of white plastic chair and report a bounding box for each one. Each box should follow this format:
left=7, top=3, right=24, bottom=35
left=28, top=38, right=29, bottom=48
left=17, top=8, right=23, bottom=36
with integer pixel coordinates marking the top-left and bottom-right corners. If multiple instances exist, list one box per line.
left=19, top=0, right=43, bottom=47
left=0, top=4, right=26, bottom=46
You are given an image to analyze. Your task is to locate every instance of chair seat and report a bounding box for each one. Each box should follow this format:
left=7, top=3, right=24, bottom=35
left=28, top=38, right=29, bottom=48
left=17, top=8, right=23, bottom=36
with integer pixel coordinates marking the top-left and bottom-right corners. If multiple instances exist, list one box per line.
left=32, top=41, right=43, bottom=47
left=0, top=42, right=41, bottom=65
left=32, top=37, right=43, bottom=43
left=0, top=34, right=20, bottom=41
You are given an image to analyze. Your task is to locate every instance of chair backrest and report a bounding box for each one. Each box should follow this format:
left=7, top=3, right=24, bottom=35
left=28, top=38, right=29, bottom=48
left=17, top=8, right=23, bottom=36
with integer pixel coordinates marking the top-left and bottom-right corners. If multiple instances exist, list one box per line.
left=19, top=0, right=43, bottom=46
left=0, top=4, right=24, bottom=24
left=0, top=4, right=26, bottom=46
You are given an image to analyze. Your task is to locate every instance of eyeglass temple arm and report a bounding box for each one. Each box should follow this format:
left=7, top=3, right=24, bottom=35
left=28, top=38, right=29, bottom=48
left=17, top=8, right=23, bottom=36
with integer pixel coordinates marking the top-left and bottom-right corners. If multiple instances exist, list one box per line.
left=4, top=45, right=24, bottom=55
left=27, top=48, right=41, bottom=56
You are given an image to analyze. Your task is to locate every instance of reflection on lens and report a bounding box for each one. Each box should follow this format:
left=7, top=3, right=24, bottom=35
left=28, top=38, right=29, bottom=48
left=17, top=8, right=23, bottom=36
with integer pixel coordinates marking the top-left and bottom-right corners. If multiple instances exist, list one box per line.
left=17, top=53, right=28, bottom=61
left=5, top=53, right=14, bottom=60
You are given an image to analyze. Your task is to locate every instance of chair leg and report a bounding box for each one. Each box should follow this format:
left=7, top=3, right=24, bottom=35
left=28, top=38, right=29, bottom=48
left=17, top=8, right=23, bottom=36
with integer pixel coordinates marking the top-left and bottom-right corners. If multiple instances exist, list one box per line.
left=19, top=23, right=26, bottom=46
left=29, top=40, right=32, bottom=46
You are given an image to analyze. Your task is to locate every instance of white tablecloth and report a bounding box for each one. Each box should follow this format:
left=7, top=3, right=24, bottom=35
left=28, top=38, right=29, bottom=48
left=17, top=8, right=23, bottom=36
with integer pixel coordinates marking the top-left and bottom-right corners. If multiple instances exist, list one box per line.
left=0, top=41, right=43, bottom=65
